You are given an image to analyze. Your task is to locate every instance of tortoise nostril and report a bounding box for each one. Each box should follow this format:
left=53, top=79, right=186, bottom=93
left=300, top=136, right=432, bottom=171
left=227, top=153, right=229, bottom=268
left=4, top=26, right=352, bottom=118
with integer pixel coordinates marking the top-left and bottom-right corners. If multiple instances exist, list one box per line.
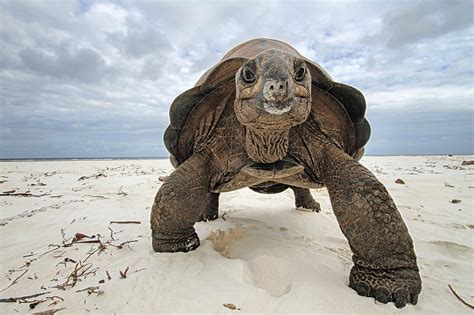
left=279, top=84, right=284, bottom=90
left=270, top=85, right=274, bottom=90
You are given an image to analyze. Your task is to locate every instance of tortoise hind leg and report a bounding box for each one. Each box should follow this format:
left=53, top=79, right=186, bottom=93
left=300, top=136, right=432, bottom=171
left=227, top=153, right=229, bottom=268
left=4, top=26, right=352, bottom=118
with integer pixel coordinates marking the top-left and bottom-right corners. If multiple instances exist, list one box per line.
left=291, top=187, right=321, bottom=212
left=199, top=192, right=220, bottom=222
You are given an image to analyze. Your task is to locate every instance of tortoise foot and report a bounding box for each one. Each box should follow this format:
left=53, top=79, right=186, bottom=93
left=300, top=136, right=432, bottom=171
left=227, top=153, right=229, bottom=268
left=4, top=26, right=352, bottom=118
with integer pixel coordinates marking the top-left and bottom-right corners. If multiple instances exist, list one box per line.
left=349, top=265, right=421, bottom=308
left=152, top=229, right=200, bottom=253
left=198, top=208, right=219, bottom=222
left=198, top=192, right=219, bottom=222
left=295, top=198, right=321, bottom=212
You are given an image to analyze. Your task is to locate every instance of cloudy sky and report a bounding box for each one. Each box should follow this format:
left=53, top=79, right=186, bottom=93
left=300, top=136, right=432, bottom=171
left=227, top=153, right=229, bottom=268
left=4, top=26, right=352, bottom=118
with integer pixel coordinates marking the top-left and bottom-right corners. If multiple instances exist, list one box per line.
left=0, top=0, right=472, bottom=158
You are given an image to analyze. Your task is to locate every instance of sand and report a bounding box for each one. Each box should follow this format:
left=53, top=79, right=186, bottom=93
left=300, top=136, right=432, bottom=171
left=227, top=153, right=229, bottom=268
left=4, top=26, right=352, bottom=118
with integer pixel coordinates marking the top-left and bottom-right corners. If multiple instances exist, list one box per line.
left=0, top=156, right=473, bottom=314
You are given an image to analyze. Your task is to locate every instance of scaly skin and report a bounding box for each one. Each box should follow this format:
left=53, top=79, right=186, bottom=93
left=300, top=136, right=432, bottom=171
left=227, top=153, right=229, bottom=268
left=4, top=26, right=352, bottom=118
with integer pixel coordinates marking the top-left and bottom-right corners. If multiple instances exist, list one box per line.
left=150, top=154, right=212, bottom=252
left=320, top=144, right=421, bottom=308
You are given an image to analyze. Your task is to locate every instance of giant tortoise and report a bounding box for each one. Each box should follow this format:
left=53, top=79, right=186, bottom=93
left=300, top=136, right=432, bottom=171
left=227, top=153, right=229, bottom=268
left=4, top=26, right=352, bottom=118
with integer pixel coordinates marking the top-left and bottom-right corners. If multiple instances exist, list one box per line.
left=151, top=38, right=421, bottom=308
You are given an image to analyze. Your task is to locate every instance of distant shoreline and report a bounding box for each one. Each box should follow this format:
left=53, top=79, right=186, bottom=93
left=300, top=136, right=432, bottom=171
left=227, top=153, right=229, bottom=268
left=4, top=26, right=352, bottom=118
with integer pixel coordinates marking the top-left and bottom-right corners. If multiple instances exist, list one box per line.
left=0, top=154, right=472, bottom=162
left=0, top=157, right=169, bottom=162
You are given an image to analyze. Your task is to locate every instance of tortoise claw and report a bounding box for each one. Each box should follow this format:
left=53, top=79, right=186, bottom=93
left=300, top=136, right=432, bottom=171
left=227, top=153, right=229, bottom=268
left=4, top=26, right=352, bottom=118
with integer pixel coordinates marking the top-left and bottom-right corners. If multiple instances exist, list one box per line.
left=374, top=287, right=391, bottom=304
left=355, top=282, right=370, bottom=296
left=394, top=290, right=408, bottom=308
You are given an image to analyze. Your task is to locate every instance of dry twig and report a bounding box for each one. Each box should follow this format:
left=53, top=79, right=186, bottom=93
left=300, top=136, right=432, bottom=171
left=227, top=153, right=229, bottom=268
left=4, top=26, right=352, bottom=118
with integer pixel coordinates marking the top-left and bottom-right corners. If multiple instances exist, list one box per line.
left=0, top=291, right=51, bottom=303
left=108, top=226, right=115, bottom=241
left=0, top=192, right=50, bottom=197
left=32, top=307, right=66, bottom=315
left=110, top=220, right=141, bottom=224
left=117, top=186, right=128, bottom=196
left=53, top=262, right=93, bottom=290
left=448, top=284, right=474, bottom=309
left=0, top=269, right=28, bottom=293
left=119, top=267, right=129, bottom=279
left=110, top=240, right=138, bottom=249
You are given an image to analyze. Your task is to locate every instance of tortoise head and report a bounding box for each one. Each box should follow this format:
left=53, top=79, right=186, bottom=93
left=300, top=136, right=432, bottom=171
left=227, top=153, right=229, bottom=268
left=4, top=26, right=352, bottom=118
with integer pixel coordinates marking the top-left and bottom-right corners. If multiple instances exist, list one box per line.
left=234, top=49, right=312, bottom=130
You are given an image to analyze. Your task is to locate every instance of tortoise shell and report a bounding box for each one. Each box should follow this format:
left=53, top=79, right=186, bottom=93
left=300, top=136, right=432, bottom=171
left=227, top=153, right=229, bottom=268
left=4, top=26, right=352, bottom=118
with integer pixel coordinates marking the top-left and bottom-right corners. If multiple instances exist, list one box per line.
left=164, top=38, right=370, bottom=167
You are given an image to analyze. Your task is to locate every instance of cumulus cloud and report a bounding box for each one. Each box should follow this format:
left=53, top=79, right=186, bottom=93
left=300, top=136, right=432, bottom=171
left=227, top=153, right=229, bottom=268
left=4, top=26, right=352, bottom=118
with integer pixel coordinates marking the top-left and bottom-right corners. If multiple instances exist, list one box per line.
left=0, top=0, right=472, bottom=158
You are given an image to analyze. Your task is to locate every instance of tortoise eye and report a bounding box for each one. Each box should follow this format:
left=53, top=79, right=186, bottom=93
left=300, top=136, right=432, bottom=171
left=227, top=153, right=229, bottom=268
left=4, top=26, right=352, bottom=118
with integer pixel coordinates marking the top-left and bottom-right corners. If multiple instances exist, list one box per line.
left=295, top=65, right=306, bottom=81
left=242, top=67, right=256, bottom=84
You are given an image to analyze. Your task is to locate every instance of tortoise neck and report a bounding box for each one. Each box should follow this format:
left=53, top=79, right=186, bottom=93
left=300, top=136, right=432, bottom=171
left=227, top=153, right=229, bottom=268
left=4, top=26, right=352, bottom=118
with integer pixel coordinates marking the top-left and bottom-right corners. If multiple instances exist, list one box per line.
left=245, top=127, right=290, bottom=163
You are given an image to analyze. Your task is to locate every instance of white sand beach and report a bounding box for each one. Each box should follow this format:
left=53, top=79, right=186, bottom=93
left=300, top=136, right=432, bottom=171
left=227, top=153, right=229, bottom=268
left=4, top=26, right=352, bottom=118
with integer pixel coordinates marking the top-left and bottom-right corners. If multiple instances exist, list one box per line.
left=0, top=155, right=473, bottom=314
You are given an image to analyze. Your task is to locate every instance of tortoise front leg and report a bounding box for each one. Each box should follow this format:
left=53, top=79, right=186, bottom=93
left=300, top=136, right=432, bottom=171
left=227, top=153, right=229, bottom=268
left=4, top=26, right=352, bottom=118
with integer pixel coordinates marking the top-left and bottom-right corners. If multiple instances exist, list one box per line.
left=291, top=187, right=321, bottom=212
left=321, top=146, right=421, bottom=308
left=150, top=154, right=212, bottom=252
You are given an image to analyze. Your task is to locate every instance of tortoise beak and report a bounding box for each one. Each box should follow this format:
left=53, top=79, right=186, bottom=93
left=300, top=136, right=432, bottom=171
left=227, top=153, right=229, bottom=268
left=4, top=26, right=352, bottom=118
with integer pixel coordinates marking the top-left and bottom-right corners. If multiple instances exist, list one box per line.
left=263, top=97, right=294, bottom=115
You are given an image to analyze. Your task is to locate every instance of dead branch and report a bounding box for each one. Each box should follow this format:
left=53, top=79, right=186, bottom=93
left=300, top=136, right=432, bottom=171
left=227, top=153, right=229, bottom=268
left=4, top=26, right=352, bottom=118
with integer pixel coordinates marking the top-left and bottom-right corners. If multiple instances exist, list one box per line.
left=448, top=284, right=474, bottom=309
left=0, top=269, right=28, bottom=293
left=110, top=221, right=141, bottom=224
left=119, top=267, right=129, bottom=279
left=0, top=291, right=51, bottom=303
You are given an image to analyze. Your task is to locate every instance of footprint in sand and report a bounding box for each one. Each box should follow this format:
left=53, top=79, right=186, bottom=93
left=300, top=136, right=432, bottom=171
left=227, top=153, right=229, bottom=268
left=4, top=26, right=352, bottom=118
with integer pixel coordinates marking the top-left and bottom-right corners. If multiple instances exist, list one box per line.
left=207, top=227, right=293, bottom=297
left=242, top=255, right=293, bottom=297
